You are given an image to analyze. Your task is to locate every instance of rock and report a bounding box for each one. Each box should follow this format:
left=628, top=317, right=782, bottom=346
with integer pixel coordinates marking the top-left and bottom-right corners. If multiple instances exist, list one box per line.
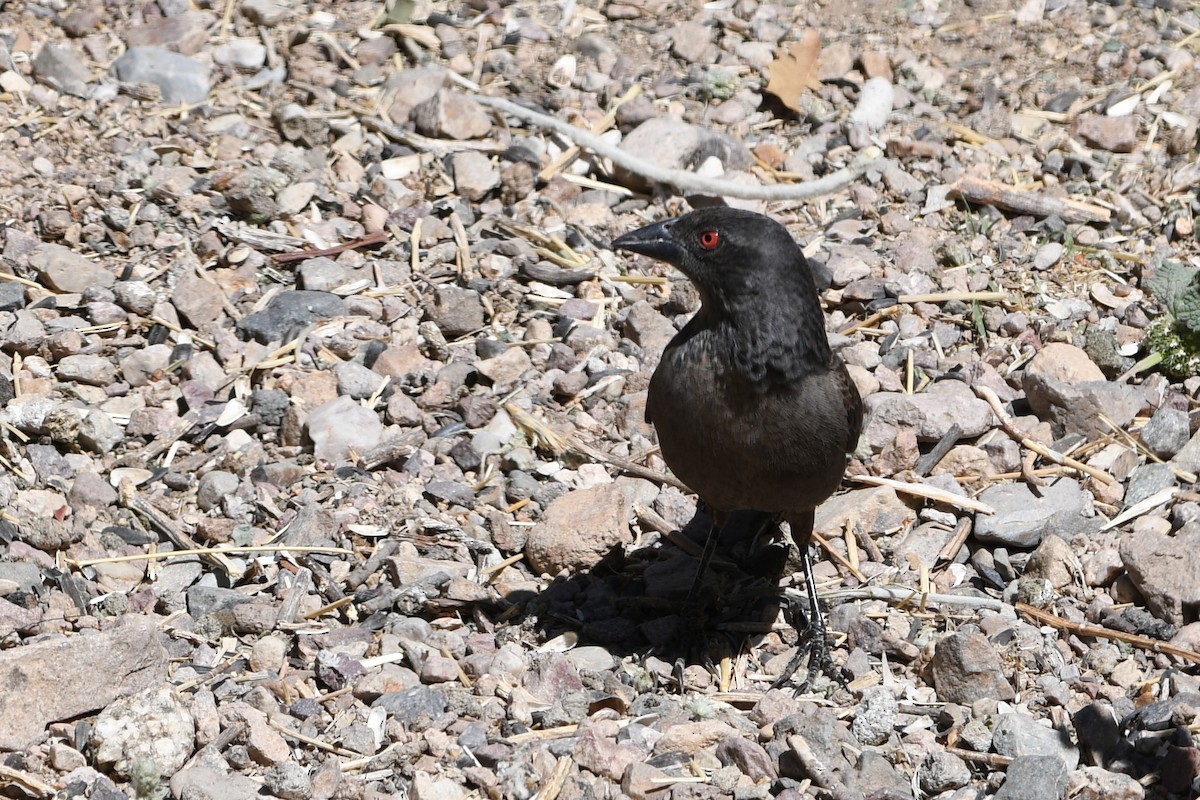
left=992, top=712, right=1080, bottom=770
left=931, top=631, right=1014, bottom=704
left=56, top=354, right=118, bottom=386
left=449, top=151, right=500, bottom=200
left=305, top=395, right=385, bottom=463
left=411, top=771, right=466, bottom=800
left=863, top=382, right=994, bottom=447
left=995, top=755, right=1070, bottom=800
left=974, top=478, right=1093, bottom=547
left=1140, top=406, right=1190, bottom=459
left=173, top=269, right=227, bottom=330
left=1025, top=342, right=1105, bottom=385
left=0, top=617, right=167, bottom=749
left=849, top=77, right=895, bottom=130
left=197, top=470, right=239, bottom=511
left=1024, top=535, right=1078, bottom=588
left=29, top=243, right=115, bottom=292
left=1119, top=521, right=1200, bottom=625
left=171, top=766, right=262, bottom=800
left=525, top=483, right=634, bottom=574
left=475, top=347, right=532, bottom=392
left=213, top=38, right=267, bottom=70
left=32, top=43, right=91, bottom=97
left=715, top=736, right=776, bottom=782
left=413, top=90, right=492, bottom=140
left=426, top=285, right=485, bottom=338
left=1173, top=428, right=1200, bottom=475
left=615, top=116, right=752, bottom=192
left=90, top=687, right=195, bottom=779
left=387, top=67, right=449, bottom=123
left=852, top=686, right=897, bottom=745
left=237, top=291, right=347, bottom=344
left=110, top=46, right=211, bottom=104
left=371, top=686, right=448, bottom=726
left=1066, top=767, right=1144, bottom=800
left=921, top=751, right=971, bottom=793
left=1024, top=375, right=1144, bottom=439
left=1076, top=114, right=1139, bottom=153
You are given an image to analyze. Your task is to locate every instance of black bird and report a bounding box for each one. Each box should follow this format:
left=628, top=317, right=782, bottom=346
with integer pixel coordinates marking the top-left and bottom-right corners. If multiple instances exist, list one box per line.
left=612, top=208, right=864, bottom=690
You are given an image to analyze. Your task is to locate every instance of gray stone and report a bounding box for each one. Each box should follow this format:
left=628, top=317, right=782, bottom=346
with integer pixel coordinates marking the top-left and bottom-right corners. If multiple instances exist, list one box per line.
left=371, top=686, right=448, bottom=726
left=213, top=38, right=267, bottom=70
left=197, top=470, right=239, bottom=511
left=0, top=281, right=25, bottom=311
left=615, top=116, right=752, bottom=192
left=425, top=285, right=485, bottom=338
left=920, top=751, right=971, bottom=793
left=1120, top=521, right=1200, bottom=626
left=994, top=755, right=1071, bottom=800
left=305, top=395, right=384, bottom=462
left=1140, top=406, right=1191, bottom=459
left=111, top=46, right=211, bottom=105
left=1024, top=376, right=1144, bottom=439
left=29, top=243, right=115, bottom=293
left=90, top=687, right=195, bottom=779
left=993, top=713, right=1080, bottom=770
left=863, top=382, right=994, bottom=447
left=334, top=362, right=384, bottom=400
left=413, top=90, right=491, bottom=140
left=237, top=290, right=347, bottom=344
left=974, top=478, right=1093, bottom=547
left=0, top=617, right=167, bottom=750
left=1124, top=462, right=1177, bottom=506
left=931, top=631, right=1014, bottom=704
left=449, top=150, right=500, bottom=201
left=851, top=686, right=897, bottom=745
left=32, top=43, right=91, bottom=97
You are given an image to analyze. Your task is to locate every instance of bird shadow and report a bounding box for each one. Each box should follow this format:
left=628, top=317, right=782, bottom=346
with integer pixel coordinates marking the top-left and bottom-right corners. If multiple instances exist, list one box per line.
left=501, top=508, right=795, bottom=671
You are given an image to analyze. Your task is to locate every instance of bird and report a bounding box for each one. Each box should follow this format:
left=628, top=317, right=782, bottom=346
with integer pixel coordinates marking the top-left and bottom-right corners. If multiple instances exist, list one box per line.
left=612, top=207, right=864, bottom=690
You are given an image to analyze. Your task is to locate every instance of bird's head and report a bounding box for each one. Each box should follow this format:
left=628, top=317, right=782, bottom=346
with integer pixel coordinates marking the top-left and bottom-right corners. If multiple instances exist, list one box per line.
left=611, top=208, right=815, bottom=315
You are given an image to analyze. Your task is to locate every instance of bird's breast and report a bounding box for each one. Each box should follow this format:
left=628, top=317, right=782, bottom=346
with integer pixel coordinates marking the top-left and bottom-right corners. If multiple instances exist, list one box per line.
left=648, top=339, right=851, bottom=513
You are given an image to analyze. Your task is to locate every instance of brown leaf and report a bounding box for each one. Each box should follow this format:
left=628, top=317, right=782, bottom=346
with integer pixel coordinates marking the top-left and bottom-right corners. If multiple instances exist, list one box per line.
left=764, top=30, right=821, bottom=114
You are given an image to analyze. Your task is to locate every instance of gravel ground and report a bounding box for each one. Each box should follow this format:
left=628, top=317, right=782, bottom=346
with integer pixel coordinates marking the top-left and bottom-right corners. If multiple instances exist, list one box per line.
left=1, top=0, right=1200, bottom=798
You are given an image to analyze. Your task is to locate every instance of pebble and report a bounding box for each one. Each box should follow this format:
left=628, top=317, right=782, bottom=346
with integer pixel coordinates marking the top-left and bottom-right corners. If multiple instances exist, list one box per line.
left=110, top=46, right=211, bottom=104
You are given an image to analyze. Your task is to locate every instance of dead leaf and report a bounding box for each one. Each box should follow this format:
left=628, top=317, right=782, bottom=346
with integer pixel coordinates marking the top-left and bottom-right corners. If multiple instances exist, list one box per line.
left=765, top=30, right=821, bottom=114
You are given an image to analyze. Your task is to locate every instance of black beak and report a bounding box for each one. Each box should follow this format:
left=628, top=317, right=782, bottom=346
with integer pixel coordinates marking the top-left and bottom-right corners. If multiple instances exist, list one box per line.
left=611, top=219, right=685, bottom=266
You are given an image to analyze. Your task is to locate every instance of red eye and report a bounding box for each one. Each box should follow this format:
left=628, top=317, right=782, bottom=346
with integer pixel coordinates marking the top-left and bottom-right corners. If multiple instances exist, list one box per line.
left=699, top=230, right=720, bottom=249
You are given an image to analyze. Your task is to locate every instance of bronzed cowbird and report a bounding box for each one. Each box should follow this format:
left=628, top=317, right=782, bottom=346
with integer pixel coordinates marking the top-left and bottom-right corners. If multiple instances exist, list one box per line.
left=613, top=208, right=863, bottom=690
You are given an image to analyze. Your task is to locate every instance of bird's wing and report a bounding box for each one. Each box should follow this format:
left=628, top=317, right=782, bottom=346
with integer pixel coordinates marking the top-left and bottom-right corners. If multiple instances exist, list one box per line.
left=832, top=355, right=864, bottom=454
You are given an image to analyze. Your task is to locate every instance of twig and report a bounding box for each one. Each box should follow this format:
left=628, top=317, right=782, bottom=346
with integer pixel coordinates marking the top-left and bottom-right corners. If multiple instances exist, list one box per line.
left=949, top=176, right=1112, bottom=223
left=847, top=474, right=995, bottom=514
left=936, top=517, right=973, bottom=564
left=570, top=438, right=687, bottom=490
left=973, top=385, right=1116, bottom=485
left=532, top=756, right=574, bottom=800
left=786, top=734, right=863, bottom=800
left=67, top=544, right=350, bottom=568
left=472, top=94, right=879, bottom=200
left=273, top=231, right=388, bottom=264
left=896, top=291, right=1010, bottom=304
left=0, top=764, right=55, bottom=798
left=915, top=423, right=962, bottom=476
left=1017, top=602, right=1200, bottom=666
left=800, top=584, right=1014, bottom=614
left=119, top=481, right=243, bottom=578
left=945, top=747, right=1013, bottom=767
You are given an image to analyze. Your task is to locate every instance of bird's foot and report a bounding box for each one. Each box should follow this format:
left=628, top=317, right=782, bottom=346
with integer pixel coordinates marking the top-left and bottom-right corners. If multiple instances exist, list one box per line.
left=768, top=596, right=848, bottom=695
left=666, top=608, right=718, bottom=692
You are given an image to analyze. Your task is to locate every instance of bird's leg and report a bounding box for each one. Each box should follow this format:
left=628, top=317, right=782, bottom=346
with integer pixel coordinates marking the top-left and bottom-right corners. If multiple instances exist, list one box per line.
left=670, top=514, right=724, bottom=690
left=770, top=510, right=847, bottom=693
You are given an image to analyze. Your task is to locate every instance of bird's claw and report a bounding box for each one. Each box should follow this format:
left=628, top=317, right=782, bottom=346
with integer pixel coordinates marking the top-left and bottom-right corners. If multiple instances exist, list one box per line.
left=768, top=595, right=848, bottom=695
